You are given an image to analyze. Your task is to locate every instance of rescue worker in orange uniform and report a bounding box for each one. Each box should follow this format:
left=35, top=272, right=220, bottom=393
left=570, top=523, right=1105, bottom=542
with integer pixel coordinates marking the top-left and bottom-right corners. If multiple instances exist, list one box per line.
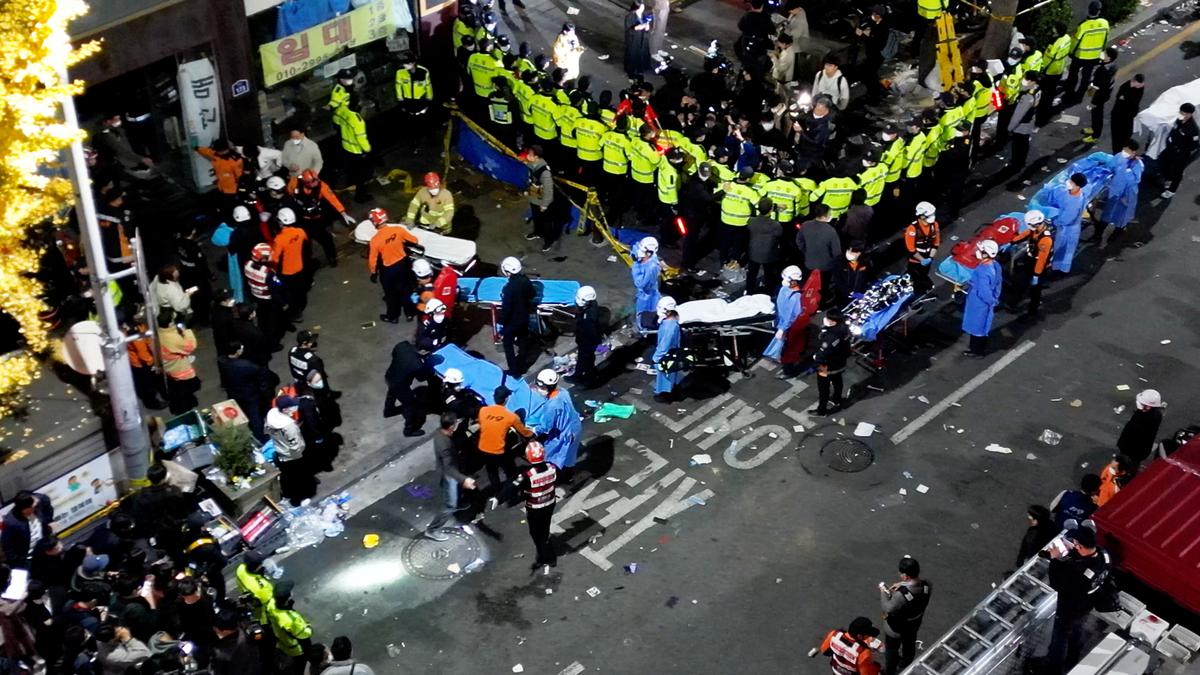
left=504, top=440, right=559, bottom=570
left=124, top=314, right=167, bottom=410
left=904, top=201, right=941, bottom=297
left=270, top=207, right=312, bottom=323
left=818, top=617, right=882, bottom=675
left=195, top=138, right=244, bottom=214
left=367, top=208, right=421, bottom=324
left=289, top=169, right=356, bottom=268
left=477, top=386, right=534, bottom=502
left=1008, top=210, right=1054, bottom=321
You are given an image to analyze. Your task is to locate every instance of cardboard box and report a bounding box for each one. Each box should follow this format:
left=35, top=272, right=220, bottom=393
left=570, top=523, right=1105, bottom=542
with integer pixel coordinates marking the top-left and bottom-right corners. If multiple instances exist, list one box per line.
left=210, top=400, right=248, bottom=429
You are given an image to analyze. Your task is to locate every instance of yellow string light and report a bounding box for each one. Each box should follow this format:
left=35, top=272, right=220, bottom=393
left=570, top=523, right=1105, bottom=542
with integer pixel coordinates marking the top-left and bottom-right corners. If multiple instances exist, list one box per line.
left=0, top=0, right=98, bottom=417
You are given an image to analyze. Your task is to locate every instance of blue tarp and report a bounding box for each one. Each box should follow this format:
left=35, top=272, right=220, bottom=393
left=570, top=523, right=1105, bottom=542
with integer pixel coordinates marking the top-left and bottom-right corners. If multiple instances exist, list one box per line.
left=457, top=277, right=581, bottom=305
left=854, top=275, right=913, bottom=342
left=454, top=120, right=529, bottom=188
left=275, top=0, right=352, bottom=38
left=427, top=345, right=549, bottom=419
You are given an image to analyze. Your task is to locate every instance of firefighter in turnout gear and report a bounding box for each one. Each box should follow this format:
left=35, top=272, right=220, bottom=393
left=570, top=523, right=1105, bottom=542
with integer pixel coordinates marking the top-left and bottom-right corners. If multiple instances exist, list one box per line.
left=405, top=172, right=456, bottom=234
left=1009, top=209, right=1054, bottom=320
left=504, top=440, right=559, bottom=570
left=818, top=617, right=882, bottom=675
left=905, top=202, right=940, bottom=297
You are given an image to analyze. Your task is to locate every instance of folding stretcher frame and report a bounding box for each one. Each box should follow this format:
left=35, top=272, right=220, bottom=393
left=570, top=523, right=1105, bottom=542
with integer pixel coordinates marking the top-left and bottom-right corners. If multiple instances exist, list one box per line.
left=455, top=277, right=582, bottom=344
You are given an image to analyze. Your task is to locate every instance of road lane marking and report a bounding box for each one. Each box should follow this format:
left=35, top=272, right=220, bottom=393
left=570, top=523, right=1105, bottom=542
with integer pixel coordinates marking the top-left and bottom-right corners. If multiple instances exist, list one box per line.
left=888, top=340, right=1037, bottom=445
left=1117, top=19, right=1200, bottom=80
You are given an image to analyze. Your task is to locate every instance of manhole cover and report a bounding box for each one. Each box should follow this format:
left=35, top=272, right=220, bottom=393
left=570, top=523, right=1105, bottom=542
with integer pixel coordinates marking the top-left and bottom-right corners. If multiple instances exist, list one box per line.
left=820, top=438, right=875, bottom=472
left=401, top=528, right=483, bottom=580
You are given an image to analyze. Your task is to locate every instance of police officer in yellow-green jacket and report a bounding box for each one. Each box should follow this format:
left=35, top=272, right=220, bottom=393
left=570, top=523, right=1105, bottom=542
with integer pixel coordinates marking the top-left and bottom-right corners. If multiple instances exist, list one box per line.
left=573, top=111, right=607, bottom=182
left=395, top=52, right=433, bottom=152
left=657, top=147, right=685, bottom=210
left=628, top=125, right=662, bottom=219
left=528, top=81, right=560, bottom=146
left=763, top=158, right=803, bottom=226
left=1064, top=1, right=1110, bottom=104
left=879, top=124, right=907, bottom=199
left=812, top=173, right=857, bottom=220
left=718, top=166, right=763, bottom=269
left=268, top=581, right=312, bottom=674
left=332, top=95, right=372, bottom=202
left=857, top=152, right=888, bottom=207
left=901, top=116, right=930, bottom=205
left=235, top=550, right=274, bottom=625
left=600, top=117, right=634, bottom=221
left=328, top=68, right=356, bottom=111
left=467, top=38, right=502, bottom=99
left=1036, top=32, right=1073, bottom=126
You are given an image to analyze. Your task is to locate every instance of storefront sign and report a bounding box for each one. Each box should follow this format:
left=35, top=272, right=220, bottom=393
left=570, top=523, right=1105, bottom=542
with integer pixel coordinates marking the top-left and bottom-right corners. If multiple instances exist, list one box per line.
left=178, top=58, right=222, bottom=189
left=37, top=453, right=119, bottom=531
left=259, top=0, right=395, bottom=87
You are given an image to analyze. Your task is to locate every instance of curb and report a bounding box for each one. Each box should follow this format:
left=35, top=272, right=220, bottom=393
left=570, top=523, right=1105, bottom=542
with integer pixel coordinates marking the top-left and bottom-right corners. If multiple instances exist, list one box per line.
left=1112, top=0, right=1196, bottom=42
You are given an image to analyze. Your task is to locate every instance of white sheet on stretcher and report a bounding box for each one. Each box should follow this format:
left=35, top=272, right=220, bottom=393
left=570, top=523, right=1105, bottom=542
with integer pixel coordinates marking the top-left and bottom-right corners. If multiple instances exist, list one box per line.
left=352, top=222, right=477, bottom=266
left=677, top=294, right=775, bottom=325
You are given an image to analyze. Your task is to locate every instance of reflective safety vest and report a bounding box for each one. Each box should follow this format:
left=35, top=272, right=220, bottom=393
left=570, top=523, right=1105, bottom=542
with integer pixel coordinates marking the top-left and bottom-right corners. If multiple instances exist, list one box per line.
left=857, top=163, right=887, bottom=206
left=917, top=0, right=947, bottom=19
left=489, top=94, right=514, bottom=125
left=1022, top=50, right=1044, bottom=74
left=1072, top=18, right=1110, bottom=60
left=906, top=219, right=940, bottom=261
left=574, top=117, right=607, bottom=162
left=244, top=261, right=274, bottom=300
left=711, top=163, right=736, bottom=183
left=904, top=131, right=928, bottom=179
left=657, top=161, right=681, bottom=205
left=512, top=80, right=535, bottom=122
left=235, top=564, right=274, bottom=624
left=451, top=18, right=473, bottom=51
left=525, top=463, right=557, bottom=509
left=882, top=137, right=907, bottom=183
left=1043, top=34, right=1072, bottom=76
left=328, top=83, right=350, bottom=111
left=828, top=631, right=867, bottom=675
left=676, top=137, right=708, bottom=171
left=467, top=52, right=500, bottom=97
left=628, top=139, right=661, bottom=185
left=287, top=347, right=318, bottom=383
left=529, top=94, right=559, bottom=141
left=406, top=187, right=455, bottom=233
left=719, top=182, right=760, bottom=226
left=395, top=66, right=433, bottom=102
left=558, top=106, right=582, bottom=148
left=750, top=172, right=770, bottom=189
left=1001, top=67, right=1025, bottom=104
left=626, top=115, right=645, bottom=141
left=971, top=76, right=995, bottom=120
left=601, top=131, right=632, bottom=175
left=332, top=107, right=370, bottom=154
left=794, top=177, right=817, bottom=217
left=814, top=176, right=857, bottom=218
left=763, top=178, right=802, bottom=222
left=267, top=600, right=312, bottom=657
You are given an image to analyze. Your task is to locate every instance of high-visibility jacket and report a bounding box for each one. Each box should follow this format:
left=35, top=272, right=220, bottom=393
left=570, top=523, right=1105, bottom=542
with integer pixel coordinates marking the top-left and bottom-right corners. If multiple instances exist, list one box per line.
left=332, top=107, right=370, bottom=155
left=625, top=115, right=645, bottom=141
left=905, top=219, right=941, bottom=262
left=574, top=117, right=607, bottom=162
left=1001, top=66, right=1026, bottom=103
left=917, top=0, right=947, bottom=19
left=719, top=181, right=760, bottom=226
left=820, top=630, right=880, bottom=675
left=1043, top=34, right=1072, bottom=76
left=512, top=80, right=536, bottom=122
left=601, top=130, right=632, bottom=175
left=857, top=164, right=887, bottom=206
left=814, top=176, right=857, bottom=218
left=1022, top=50, right=1044, bottom=74
left=244, top=260, right=275, bottom=301
left=395, top=65, right=433, bottom=102
left=1014, top=227, right=1054, bottom=275
left=657, top=161, right=681, bottom=205
left=196, top=147, right=244, bottom=195
left=794, top=177, right=817, bottom=217
left=971, top=75, right=996, bottom=120
left=881, top=138, right=907, bottom=183
left=529, top=94, right=559, bottom=141
left=160, top=328, right=197, bottom=380
left=711, top=163, right=736, bottom=183
left=451, top=18, right=473, bottom=51
left=676, top=137, right=708, bottom=170
left=1072, top=18, right=1110, bottom=60
left=328, top=83, right=350, bottom=111
left=521, top=463, right=558, bottom=509
left=126, top=329, right=155, bottom=368
left=367, top=224, right=419, bottom=273
left=764, top=178, right=802, bottom=222
left=750, top=172, right=770, bottom=189
left=904, top=131, right=928, bottom=179
left=478, top=404, right=532, bottom=454
left=267, top=600, right=312, bottom=657
left=271, top=226, right=308, bottom=276
left=405, top=187, right=455, bottom=233
left=467, top=52, right=501, bottom=97
left=628, top=139, right=661, bottom=185
left=235, top=564, right=274, bottom=624
left=558, top=105, right=582, bottom=148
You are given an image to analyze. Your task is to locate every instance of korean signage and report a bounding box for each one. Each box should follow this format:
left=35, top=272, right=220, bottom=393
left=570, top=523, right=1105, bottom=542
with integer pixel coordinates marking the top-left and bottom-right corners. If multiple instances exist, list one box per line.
left=178, top=58, right=222, bottom=189
left=38, top=454, right=119, bottom=531
left=259, top=0, right=396, bottom=87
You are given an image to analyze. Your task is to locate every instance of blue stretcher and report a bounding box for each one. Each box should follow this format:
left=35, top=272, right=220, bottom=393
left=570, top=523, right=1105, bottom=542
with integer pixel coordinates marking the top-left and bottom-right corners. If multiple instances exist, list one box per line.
left=457, top=277, right=582, bottom=342
left=427, top=344, right=549, bottom=419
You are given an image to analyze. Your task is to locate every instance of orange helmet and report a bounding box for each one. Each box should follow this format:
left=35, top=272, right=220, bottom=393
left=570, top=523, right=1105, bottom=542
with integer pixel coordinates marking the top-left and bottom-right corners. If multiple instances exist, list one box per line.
left=252, top=243, right=272, bottom=261
left=368, top=208, right=389, bottom=226
left=424, top=172, right=441, bottom=189
left=301, top=169, right=319, bottom=185
left=525, top=441, right=546, bottom=463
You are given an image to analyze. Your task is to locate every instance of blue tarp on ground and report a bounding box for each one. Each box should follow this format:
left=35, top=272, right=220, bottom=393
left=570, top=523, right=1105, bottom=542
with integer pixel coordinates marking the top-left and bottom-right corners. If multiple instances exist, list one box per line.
left=427, top=345, right=548, bottom=419
left=454, top=120, right=529, bottom=188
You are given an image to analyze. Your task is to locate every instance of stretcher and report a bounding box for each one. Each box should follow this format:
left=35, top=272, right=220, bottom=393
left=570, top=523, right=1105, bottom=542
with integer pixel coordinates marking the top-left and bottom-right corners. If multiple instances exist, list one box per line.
left=645, top=294, right=777, bottom=372
left=353, top=221, right=479, bottom=270
left=427, top=344, right=548, bottom=417
left=456, top=277, right=582, bottom=343
left=843, top=274, right=922, bottom=372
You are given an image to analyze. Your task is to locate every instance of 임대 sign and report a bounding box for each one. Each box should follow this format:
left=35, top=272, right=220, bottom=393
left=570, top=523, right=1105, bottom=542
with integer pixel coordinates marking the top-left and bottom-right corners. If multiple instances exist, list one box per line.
left=260, top=0, right=396, bottom=87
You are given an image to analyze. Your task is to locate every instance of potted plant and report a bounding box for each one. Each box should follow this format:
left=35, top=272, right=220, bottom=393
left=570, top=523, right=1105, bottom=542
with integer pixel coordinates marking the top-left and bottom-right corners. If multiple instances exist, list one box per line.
left=210, top=424, right=257, bottom=484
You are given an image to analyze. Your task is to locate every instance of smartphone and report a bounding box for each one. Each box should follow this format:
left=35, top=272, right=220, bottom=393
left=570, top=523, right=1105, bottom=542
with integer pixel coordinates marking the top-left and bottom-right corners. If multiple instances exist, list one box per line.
left=185, top=286, right=199, bottom=294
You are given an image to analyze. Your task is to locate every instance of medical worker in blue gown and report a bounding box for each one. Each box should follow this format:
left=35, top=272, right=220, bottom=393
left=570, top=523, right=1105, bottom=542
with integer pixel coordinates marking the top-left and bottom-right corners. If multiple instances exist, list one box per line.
left=652, top=296, right=683, bottom=403
left=531, top=368, right=581, bottom=471
left=763, top=265, right=804, bottom=374
left=1094, top=142, right=1144, bottom=246
left=1042, top=173, right=1087, bottom=273
left=962, top=239, right=1002, bottom=358
left=631, top=236, right=662, bottom=332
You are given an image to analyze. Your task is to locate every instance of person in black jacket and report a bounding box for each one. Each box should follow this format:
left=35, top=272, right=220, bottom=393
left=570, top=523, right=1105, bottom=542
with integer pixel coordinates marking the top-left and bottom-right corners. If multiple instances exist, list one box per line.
left=210, top=610, right=262, bottom=675
left=217, top=341, right=275, bottom=440
left=295, top=380, right=336, bottom=472
left=570, top=286, right=602, bottom=387
left=1014, top=505, right=1057, bottom=569
left=833, top=243, right=872, bottom=308
left=678, top=163, right=720, bottom=269
left=1082, top=47, right=1118, bottom=144
left=0, top=491, right=53, bottom=569
left=210, top=288, right=237, bottom=355
left=498, top=256, right=535, bottom=376
left=1117, top=389, right=1164, bottom=464
left=174, top=220, right=213, bottom=325
left=232, top=303, right=273, bottom=365
left=811, top=309, right=850, bottom=416
left=746, top=198, right=782, bottom=296
left=1109, top=74, right=1145, bottom=154
left=383, top=341, right=433, bottom=437
left=1041, top=527, right=1110, bottom=673
left=119, top=463, right=197, bottom=553
left=1159, top=102, right=1200, bottom=199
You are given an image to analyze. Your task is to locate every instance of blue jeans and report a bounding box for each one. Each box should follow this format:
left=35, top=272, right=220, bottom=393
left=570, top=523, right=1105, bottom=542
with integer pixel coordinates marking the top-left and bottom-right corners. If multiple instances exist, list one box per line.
left=427, top=477, right=462, bottom=531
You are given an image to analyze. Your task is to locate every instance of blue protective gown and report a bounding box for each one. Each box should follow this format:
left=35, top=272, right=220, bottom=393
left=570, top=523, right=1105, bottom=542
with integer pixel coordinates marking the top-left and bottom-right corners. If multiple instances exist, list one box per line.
left=1043, top=185, right=1086, bottom=273
left=763, top=286, right=801, bottom=360
left=227, top=253, right=245, bottom=303
left=533, top=388, right=582, bottom=469
left=653, top=317, right=683, bottom=394
left=962, top=260, right=1002, bottom=337
left=632, top=255, right=662, bottom=317
left=1100, top=153, right=1144, bottom=229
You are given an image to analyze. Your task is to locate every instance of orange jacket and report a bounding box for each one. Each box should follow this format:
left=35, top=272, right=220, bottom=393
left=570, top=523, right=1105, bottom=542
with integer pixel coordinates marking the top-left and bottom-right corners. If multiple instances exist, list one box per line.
left=1014, top=228, right=1053, bottom=276
left=367, top=225, right=419, bottom=273
left=820, top=630, right=880, bottom=675
left=1097, top=461, right=1127, bottom=506
left=127, top=334, right=155, bottom=368
left=287, top=177, right=346, bottom=214
left=477, top=404, right=533, bottom=454
left=271, top=226, right=309, bottom=276
left=196, top=147, right=244, bottom=195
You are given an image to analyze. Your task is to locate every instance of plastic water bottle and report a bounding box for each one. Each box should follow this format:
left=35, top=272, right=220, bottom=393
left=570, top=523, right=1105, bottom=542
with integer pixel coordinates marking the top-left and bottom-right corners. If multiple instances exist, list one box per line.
left=262, top=558, right=284, bottom=580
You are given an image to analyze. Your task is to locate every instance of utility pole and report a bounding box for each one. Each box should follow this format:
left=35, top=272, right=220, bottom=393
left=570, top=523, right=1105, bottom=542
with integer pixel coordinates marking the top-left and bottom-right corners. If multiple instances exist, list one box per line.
left=981, top=0, right=1021, bottom=60
left=59, top=70, right=152, bottom=483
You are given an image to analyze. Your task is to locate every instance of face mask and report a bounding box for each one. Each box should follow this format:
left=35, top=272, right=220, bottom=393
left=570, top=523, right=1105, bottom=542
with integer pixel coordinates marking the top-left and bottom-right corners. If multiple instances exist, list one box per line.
left=975, top=250, right=985, bottom=260
left=340, top=79, right=354, bottom=86
left=781, top=279, right=791, bottom=287
left=429, top=188, right=440, bottom=196
left=846, top=252, right=859, bottom=261
left=761, top=122, right=773, bottom=130
left=1179, top=115, right=1187, bottom=122
left=882, top=133, right=897, bottom=142
left=433, top=313, right=446, bottom=323
left=1123, top=151, right=1134, bottom=159
left=111, top=119, right=122, bottom=128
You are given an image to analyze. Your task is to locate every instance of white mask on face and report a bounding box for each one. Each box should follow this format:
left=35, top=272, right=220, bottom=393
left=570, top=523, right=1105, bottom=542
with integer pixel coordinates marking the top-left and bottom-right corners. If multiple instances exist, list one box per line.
left=111, top=119, right=122, bottom=128
left=292, top=139, right=304, bottom=147
left=433, top=313, right=446, bottom=323
left=762, top=122, right=774, bottom=130
left=429, top=188, right=440, bottom=196
left=846, top=252, right=859, bottom=261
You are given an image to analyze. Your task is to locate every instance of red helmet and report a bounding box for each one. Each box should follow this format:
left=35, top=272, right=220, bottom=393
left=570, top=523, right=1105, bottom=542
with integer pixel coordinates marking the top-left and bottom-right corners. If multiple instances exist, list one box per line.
left=525, top=441, right=546, bottom=463
left=252, top=243, right=272, bottom=261
left=424, top=172, right=441, bottom=189
left=301, top=169, right=319, bottom=185
left=368, top=208, right=389, bottom=226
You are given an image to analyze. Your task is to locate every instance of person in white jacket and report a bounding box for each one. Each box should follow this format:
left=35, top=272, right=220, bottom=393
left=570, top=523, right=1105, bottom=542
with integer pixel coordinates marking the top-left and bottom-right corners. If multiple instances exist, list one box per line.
left=148, top=264, right=194, bottom=323
left=265, top=396, right=307, bottom=505
left=813, top=56, right=851, bottom=111
left=784, top=0, right=809, bottom=40
left=322, top=636, right=377, bottom=675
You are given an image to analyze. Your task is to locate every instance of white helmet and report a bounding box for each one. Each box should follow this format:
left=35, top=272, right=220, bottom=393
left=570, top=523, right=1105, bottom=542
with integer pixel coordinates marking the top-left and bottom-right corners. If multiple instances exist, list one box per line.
left=1136, top=389, right=1163, bottom=408
left=500, top=256, right=522, bottom=275
left=915, top=201, right=936, bottom=219
left=266, top=176, right=286, bottom=191
left=536, top=368, right=560, bottom=387
left=1024, top=210, right=1046, bottom=226
left=575, top=285, right=597, bottom=306
left=425, top=298, right=447, bottom=314
left=232, top=205, right=251, bottom=223
left=444, top=368, right=464, bottom=385
left=656, top=296, right=677, bottom=319
left=637, top=236, right=659, bottom=257
left=412, top=259, right=433, bottom=278
left=977, top=239, right=999, bottom=258
left=277, top=207, right=296, bottom=225
left=781, top=265, right=803, bottom=282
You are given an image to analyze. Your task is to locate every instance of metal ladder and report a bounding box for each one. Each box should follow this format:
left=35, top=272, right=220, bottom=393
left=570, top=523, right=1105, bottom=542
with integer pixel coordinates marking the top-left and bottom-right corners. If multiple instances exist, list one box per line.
left=902, top=553, right=1058, bottom=675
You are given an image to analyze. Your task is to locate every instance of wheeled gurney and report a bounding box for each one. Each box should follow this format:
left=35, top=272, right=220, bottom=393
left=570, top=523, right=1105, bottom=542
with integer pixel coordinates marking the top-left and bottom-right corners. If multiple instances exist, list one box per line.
left=427, top=344, right=548, bottom=417
left=353, top=221, right=479, bottom=270
left=844, top=274, right=921, bottom=371
left=456, top=277, right=582, bottom=343
left=644, top=294, right=776, bottom=371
